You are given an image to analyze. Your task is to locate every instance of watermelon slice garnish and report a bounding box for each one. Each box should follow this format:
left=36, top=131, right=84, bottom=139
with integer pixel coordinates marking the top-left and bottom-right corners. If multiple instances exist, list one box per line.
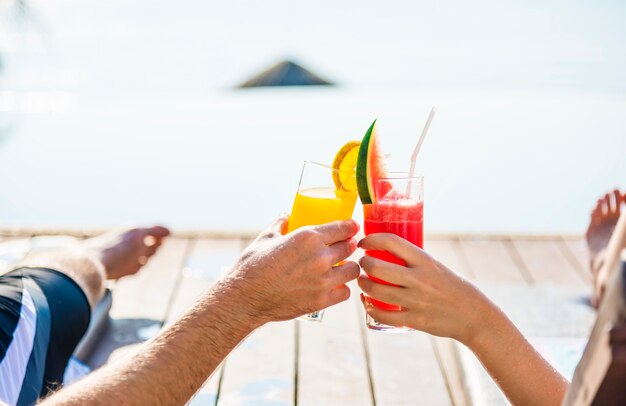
left=356, top=120, right=391, bottom=204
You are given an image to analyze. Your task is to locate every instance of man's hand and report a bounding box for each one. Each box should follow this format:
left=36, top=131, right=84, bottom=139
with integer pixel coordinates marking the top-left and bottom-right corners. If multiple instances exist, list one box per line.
left=225, top=215, right=361, bottom=324
left=40, top=216, right=360, bottom=406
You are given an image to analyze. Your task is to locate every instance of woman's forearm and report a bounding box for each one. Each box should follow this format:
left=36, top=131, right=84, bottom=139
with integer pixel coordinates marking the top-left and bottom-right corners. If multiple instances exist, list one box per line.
left=465, top=303, right=568, bottom=406
left=357, top=234, right=569, bottom=406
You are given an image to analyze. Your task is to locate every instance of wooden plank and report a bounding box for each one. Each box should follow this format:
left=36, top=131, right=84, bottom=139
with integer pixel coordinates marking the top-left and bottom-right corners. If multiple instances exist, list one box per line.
left=561, top=237, right=592, bottom=283
left=298, top=281, right=373, bottom=406
left=455, top=345, right=509, bottom=405
left=217, top=321, right=295, bottom=406
left=562, top=237, right=589, bottom=269
left=431, top=337, right=471, bottom=406
left=457, top=237, right=529, bottom=284
left=454, top=236, right=597, bottom=405
left=0, top=235, right=85, bottom=275
left=510, top=239, right=589, bottom=289
left=425, top=238, right=473, bottom=279
left=424, top=238, right=474, bottom=406
left=361, top=238, right=456, bottom=405
left=480, top=284, right=594, bottom=340
left=0, top=227, right=259, bottom=241
left=166, top=238, right=243, bottom=406
left=165, top=238, right=242, bottom=321
left=217, top=233, right=296, bottom=406
left=453, top=238, right=528, bottom=405
left=88, top=237, right=190, bottom=367
left=367, top=328, right=452, bottom=406
left=432, top=237, right=591, bottom=403
left=111, top=237, right=191, bottom=321
left=0, top=237, right=32, bottom=274
left=29, top=235, right=81, bottom=249
left=0, top=227, right=575, bottom=242
left=1, top=235, right=83, bottom=275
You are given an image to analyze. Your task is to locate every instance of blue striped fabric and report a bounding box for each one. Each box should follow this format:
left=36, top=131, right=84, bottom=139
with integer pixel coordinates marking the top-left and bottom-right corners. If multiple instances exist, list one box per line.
left=16, top=278, right=50, bottom=406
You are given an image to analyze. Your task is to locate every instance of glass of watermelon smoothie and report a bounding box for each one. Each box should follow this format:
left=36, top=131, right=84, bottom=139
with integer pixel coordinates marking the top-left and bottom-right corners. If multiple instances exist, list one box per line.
left=288, top=160, right=358, bottom=322
left=363, top=174, right=423, bottom=332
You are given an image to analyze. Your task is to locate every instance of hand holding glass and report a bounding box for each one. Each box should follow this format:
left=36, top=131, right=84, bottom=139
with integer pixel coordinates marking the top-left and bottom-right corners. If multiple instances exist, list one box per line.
left=363, top=175, right=423, bottom=332
left=287, top=161, right=358, bottom=321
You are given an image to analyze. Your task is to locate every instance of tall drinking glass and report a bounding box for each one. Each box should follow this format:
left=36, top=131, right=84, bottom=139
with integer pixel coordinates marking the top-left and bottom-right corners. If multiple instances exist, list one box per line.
left=288, top=161, right=358, bottom=321
left=363, top=174, right=423, bottom=332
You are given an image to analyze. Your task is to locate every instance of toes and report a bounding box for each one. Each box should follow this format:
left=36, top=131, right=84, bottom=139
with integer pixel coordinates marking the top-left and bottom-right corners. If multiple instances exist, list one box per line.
left=140, top=226, right=170, bottom=247
left=143, top=235, right=164, bottom=248
left=614, top=189, right=622, bottom=218
left=147, top=225, right=171, bottom=239
left=607, top=192, right=618, bottom=218
left=144, top=235, right=156, bottom=247
left=604, top=193, right=612, bottom=217
left=592, top=199, right=603, bottom=225
left=592, top=191, right=623, bottom=225
left=144, top=245, right=159, bottom=258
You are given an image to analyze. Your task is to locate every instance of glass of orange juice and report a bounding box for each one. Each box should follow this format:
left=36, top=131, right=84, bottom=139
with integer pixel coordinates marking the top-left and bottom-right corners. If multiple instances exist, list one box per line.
left=288, top=160, right=358, bottom=321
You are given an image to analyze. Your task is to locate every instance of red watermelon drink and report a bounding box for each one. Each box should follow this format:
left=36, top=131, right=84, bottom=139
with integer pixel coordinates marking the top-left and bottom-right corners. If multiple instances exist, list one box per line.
left=363, top=177, right=424, bottom=312
left=356, top=119, right=425, bottom=332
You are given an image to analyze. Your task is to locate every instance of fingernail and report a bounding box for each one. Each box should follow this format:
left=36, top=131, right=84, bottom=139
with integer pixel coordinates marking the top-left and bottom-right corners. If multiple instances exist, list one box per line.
left=357, top=239, right=363, bottom=248
left=362, top=295, right=374, bottom=309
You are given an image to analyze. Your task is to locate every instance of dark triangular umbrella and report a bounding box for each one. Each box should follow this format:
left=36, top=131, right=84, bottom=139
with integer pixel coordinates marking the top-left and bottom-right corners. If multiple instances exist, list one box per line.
left=239, top=60, right=333, bottom=88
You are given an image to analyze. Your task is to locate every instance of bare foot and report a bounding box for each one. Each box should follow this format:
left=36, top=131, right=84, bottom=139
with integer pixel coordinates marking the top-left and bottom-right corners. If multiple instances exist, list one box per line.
left=82, top=226, right=170, bottom=280
left=586, top=189, right=624, bottom=307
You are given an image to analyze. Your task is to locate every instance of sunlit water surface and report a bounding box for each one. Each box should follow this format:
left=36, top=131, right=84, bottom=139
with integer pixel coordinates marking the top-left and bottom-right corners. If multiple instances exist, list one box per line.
left=1, top=0, right=625, bottom=233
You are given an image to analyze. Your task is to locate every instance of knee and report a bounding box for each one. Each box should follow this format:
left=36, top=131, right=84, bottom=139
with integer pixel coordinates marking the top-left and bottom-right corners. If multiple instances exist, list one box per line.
left=19, top=250, right=106, bottom=308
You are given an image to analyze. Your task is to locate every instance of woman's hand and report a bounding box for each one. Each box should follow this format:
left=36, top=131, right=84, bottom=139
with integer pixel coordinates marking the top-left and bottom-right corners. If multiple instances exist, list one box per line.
left=357, top=233, right=499, bottom=346
left=358, top=233, right=570, bottom=406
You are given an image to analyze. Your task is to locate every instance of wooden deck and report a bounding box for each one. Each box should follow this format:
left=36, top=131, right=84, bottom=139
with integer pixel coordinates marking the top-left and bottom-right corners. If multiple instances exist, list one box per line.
left=0, top=231, right=596, bottom=405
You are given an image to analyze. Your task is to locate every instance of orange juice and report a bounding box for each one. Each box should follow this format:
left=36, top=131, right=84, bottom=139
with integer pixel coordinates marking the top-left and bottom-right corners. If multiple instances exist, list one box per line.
left=287, top=187, right=357, bottom=233
left=288, top=159, right=359, bottom=322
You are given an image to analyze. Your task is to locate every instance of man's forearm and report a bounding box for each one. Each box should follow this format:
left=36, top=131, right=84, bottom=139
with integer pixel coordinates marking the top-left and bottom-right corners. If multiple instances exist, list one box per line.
left=466, top=304, right=568, bottom=406
left=43, top=280, right=262, bottom=405
left=40, top=218, right=360, bottom=405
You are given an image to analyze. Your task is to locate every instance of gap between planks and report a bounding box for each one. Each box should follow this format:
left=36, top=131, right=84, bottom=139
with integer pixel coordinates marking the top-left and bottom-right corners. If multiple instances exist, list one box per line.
left=356, top=298, right=378, bottom=406
left=430, top=337, right=471, bottom=406
left=556, top=236, right=591, bottom=284
left=501, top=238, right=536, bottom=285
left=161, top=238, right=198, bottom=325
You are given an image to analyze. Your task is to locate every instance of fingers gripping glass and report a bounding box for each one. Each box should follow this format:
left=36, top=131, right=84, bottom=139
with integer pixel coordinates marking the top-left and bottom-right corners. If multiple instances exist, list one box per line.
left=362, top=174, right=423, bottom=332
left=288, top=161, right=357, bottom=322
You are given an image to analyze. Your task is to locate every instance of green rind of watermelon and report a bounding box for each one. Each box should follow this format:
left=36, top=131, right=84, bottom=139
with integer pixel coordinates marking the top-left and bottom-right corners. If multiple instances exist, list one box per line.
left=356, top=119, right=388, bottom=204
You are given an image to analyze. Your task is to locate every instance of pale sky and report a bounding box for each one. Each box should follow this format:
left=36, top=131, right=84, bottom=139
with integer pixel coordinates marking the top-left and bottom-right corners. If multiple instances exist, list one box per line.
left=1, top=0, right=625, bottom=93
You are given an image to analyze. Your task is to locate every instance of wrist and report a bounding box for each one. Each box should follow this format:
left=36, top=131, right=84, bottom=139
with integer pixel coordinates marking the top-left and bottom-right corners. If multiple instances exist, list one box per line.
left=461, top=294, right=510, bottom=351
left=208, top=277, right=268, bottom=331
